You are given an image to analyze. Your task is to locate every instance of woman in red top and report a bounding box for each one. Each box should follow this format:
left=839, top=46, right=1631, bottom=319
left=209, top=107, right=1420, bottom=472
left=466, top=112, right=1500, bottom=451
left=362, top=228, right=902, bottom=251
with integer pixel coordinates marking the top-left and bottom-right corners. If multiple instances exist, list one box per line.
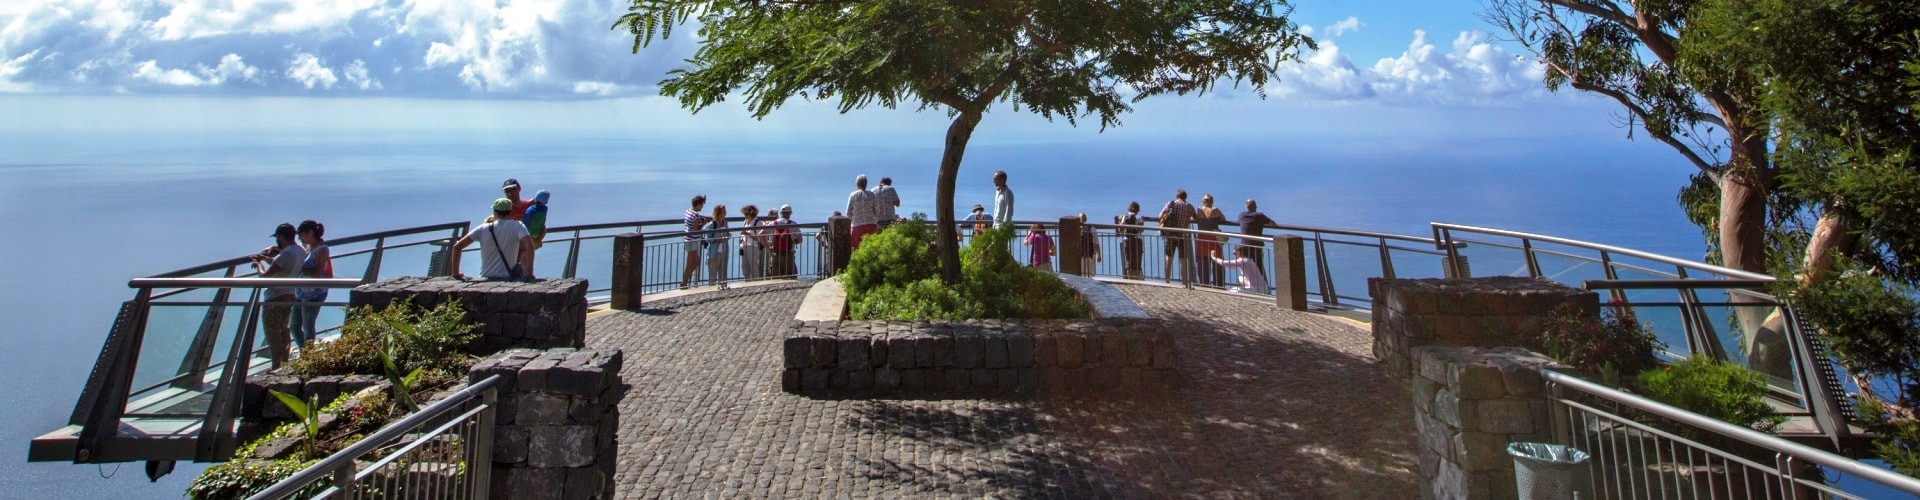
left=1025, top=223, right=1055, bottom=269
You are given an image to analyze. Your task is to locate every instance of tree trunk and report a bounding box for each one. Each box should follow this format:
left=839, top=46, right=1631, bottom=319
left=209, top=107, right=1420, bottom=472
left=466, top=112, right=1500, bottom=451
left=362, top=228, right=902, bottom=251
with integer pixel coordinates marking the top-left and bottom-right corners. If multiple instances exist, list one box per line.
left=935, top=111, right=983, bottom=284
left=1799, top=211, right=1852, bottom=286
left=1718, top=168, right=1769, bottom=274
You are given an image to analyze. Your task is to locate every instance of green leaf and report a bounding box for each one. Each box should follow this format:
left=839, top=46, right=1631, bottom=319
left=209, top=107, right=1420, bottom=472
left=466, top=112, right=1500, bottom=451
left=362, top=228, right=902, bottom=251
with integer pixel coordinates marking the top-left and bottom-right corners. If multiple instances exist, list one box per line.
left=269, top=389, right=311, bottom=422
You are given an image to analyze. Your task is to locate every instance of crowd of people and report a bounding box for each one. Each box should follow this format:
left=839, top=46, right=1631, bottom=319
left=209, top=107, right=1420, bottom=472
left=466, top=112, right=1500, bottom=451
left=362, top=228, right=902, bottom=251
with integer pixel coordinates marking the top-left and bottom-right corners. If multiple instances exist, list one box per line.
left=247, top=171, right=1294, bottom=364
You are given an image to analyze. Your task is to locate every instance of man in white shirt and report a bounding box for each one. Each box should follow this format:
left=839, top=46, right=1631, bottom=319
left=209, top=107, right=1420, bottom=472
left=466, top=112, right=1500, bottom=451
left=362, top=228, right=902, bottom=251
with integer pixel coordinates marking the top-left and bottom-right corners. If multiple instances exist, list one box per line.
left=847, top=175, right=881, bottom=250
left=451, top=198, right=535, bottom=280
left=1210, top=249, right=1270, bottom=295
left=251, top=222, right=307, bottom=368
left=873, top=177, right=900, bottom=228
left=992, top=170, right=1014, bottom=229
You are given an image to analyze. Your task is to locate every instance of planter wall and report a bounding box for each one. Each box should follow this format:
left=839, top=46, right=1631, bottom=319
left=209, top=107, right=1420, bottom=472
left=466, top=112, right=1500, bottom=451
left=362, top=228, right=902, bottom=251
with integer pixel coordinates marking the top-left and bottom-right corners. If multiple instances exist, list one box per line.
left=781, top=318, right=1176, bottom=398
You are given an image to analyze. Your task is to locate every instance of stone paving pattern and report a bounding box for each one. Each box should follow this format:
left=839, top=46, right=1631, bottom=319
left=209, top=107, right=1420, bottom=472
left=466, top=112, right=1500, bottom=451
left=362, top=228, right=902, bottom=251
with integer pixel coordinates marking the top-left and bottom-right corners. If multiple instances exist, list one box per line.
left=589, top=282, right=1417, bottom=498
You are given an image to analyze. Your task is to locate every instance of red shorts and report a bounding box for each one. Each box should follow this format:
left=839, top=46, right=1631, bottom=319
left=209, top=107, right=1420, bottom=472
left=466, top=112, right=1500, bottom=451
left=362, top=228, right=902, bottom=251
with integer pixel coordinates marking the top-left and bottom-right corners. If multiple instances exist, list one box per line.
left=851, top=224, right=879, bottom=250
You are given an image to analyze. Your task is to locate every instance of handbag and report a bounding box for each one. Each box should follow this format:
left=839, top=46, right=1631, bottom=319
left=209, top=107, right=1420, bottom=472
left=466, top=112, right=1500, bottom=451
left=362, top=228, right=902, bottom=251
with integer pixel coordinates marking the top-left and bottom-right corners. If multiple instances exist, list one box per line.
left=485, top=222, right=524, bottom=280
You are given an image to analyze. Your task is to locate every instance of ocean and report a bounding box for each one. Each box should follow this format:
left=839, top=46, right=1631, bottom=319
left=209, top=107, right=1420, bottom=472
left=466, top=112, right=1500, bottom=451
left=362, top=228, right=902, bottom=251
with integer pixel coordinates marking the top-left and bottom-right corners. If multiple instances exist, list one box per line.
left=0, top=127, right=1706, bottom=497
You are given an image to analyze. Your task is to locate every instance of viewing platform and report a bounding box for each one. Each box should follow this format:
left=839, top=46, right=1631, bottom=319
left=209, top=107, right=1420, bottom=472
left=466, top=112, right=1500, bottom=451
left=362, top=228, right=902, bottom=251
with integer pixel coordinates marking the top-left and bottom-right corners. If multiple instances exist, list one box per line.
left=590, top=280, right=1415, bottom=497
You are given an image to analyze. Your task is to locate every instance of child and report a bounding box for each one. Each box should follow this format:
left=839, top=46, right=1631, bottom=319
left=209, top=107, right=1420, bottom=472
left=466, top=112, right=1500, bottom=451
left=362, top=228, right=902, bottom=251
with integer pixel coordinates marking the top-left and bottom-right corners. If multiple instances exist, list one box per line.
left=1025, top=223, right=1054, bottom=269
left=524, top=190, right=551, bottom=278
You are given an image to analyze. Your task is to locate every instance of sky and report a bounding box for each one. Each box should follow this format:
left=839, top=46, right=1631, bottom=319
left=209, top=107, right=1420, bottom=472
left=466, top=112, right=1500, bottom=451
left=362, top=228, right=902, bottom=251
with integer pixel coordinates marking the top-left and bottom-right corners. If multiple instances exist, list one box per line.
left=0, top=0, right=1635, bottom=141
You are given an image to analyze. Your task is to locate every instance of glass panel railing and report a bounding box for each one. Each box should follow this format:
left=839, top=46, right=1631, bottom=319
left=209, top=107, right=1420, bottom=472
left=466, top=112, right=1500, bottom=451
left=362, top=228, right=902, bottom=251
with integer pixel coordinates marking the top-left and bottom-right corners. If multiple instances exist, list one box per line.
left=1321, top=239, right=1386, bottom=303
left=124, top=301, right=244, bottom=416
left=1454, top=240, right=1530, bottom=278
left=1386, top=245, right=1447, bottom=281
left=373, top=242, right=450, bottom=280
left=328, top=251, right=373, bottom=283
left=1532, top=250, right=1609, bottom=285
left=572, top=236, right=616, bottom=296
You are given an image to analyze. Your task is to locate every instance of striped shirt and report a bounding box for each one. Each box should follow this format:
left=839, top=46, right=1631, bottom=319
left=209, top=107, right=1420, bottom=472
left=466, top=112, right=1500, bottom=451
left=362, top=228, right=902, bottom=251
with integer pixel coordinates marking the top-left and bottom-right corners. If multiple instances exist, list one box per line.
left=683, top=209, right=712, bottom=242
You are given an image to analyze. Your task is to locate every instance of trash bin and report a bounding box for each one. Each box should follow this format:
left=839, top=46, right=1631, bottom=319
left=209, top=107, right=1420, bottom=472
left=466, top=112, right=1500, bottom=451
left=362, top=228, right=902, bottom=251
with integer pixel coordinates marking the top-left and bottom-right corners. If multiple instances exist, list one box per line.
left=1508, top=442, right=1591, bottom=500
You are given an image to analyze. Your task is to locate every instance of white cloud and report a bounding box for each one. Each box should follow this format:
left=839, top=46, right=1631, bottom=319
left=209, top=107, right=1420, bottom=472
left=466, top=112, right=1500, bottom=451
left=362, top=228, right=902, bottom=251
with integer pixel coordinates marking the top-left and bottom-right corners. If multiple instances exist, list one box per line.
left=131, top=59, right=207, bottom=86
left=343, top=59, right=380, bottom=90
left=1274, top=29, right=1544, bottom=105
left=0, top=0, right=689, bottom=96
left=1325, top=17, right=1364, bottom=37
left=287, top=53, right=338, bottom=89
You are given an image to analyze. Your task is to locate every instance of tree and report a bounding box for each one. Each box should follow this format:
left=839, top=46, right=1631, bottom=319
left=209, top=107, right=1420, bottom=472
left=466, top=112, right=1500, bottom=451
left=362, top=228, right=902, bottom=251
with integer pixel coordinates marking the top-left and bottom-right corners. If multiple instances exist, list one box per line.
left=615, top=0, right=1312, bottom=282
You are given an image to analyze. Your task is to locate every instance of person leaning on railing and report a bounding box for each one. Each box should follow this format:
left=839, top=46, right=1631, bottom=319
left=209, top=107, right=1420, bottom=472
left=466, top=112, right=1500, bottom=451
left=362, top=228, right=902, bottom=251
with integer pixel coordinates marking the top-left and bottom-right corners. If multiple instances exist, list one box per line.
left=1236, top=199, right=1280, bottom=277
left=1078, top=213, right=1100, bottom=274
left=1117, top=202, right=1145, bottom=280
left=449, top=198, right=534, bottom=281
left=1159, top=190, right=1196, bottom=284
left=681, top=195, right=713, bottom=289
left=704, top=204, right=730, bottom=288
left=1194, top=194, right=1227, bottom=288
left=250, top=222, right=307, bottom=368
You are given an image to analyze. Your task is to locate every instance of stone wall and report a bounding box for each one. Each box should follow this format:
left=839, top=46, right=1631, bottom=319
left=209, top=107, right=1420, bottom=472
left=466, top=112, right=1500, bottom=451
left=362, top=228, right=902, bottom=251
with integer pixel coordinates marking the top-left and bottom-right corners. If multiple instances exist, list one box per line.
left=241, top=373, right=384, bottom=419
left=1371, top=277, right=1595, bottom=385
left=351, top=277, right=590, bottom=353
left=1410, top=346, right=1563, bottom=500
left=469, top=348, right=623, bottom=500
left=781, top=319, right=1176, bottom=397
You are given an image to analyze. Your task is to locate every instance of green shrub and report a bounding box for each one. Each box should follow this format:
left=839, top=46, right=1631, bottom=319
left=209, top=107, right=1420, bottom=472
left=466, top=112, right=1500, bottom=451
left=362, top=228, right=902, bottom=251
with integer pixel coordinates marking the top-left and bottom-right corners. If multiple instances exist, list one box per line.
left=1541, top=301, right=1665, bottom=383
left=289, top=299, right=476, bottom=378
left=846, top=222, right=1089, bottom=320
left=842, top=215, right=939, bottom=297
left=1636, top=356, right=1787, bottom=434
left=187, top=457, right=321, bottom=500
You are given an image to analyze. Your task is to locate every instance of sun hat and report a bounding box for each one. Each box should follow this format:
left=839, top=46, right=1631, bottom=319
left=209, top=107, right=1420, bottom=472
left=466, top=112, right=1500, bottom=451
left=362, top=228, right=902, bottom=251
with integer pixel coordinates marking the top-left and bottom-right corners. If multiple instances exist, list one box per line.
left=971, top=204, right=984, bottom=212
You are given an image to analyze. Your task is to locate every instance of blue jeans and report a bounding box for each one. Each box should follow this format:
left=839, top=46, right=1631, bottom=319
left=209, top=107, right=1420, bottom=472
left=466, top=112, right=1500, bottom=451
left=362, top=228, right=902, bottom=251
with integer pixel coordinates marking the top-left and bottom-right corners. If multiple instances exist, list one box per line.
left=290, top=299, right=324, bottom=347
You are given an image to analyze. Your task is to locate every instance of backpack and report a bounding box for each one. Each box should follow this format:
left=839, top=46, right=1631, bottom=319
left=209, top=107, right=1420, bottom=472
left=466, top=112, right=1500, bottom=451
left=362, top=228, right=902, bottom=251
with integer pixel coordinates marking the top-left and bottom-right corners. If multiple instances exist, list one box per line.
left=1160, top=202, right=1190, bottom=227
left=770, top=223, right=796, bottom=253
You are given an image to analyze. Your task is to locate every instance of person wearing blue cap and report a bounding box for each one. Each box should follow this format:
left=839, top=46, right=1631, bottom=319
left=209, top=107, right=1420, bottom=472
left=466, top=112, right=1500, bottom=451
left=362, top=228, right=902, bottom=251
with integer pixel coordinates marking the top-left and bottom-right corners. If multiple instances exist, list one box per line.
left=524, top=190, right=551, bottom=278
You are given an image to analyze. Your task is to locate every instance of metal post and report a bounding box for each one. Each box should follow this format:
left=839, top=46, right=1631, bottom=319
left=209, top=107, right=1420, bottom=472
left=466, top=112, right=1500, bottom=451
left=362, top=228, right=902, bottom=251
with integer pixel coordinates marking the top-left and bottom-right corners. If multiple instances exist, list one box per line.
left=1273, top=235, right=1309, bottom=311
left=1377, top=237, right=1397, bottom=280
left=362, top=237, right=386, bottom=283
left=473, top=385, right=496, bottom=500
left=1522, top=239, right=1542, bottom=278
left=1312, top=232, right=1334, bottom=305
left=829, top=216, right=852, bottom=274
left=177, top=267, right=236, bottom=389
left=610, top=232, right=645, bottom=311
left=195, top=287, right=264, bottom=462
left=332, top=462, right=358, bottom=500
left=76, top=287, right=155, bottom=463
left=562, top=230, right=583, bottom=279
left=1058, top=216, right=1083, bottom=276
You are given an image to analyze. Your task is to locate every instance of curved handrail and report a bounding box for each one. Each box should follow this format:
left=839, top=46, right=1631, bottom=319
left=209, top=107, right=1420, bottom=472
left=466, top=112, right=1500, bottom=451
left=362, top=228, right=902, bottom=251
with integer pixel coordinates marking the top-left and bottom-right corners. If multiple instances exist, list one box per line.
left=249, top=375, right=502, bottom=500
left=1431, top=222, right=1772, bottom=281
left=1545, top=369, right=1920, bottom=494
left=147, top=221, right=471, bottom=279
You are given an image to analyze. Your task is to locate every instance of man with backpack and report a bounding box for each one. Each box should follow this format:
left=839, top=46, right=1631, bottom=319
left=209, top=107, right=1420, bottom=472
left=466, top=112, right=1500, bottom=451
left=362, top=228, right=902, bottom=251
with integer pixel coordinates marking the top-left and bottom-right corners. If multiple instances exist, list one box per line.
left=450, top=198, right=534, bottom=281
left=768, top=205, right=800, bottom=277
left=1159, top=189, right=1196, bottom=285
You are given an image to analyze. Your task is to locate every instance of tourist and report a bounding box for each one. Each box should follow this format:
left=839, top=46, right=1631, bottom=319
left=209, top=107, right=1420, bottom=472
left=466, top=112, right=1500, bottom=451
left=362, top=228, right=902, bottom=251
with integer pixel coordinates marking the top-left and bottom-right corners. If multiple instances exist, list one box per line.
left=450, top=198, right=534, bottom=281
left=992, top=170, right=1014, bottom=229
left=1194, top=194, right=1228, bottom=288
left=1078, top=213, right=1100, bottom=275
left=681, top=195, right=713, bottom=288
left=1118, top=202, right=1145, bottom=280
left=847, top=175, right=881, bottom=250
left=250, top=223, right=307, bottom=368
left=1211, top=249, right=1270, bottom=295
left=968, top=204, right=991, bottom=238
left=501, top=179, right=532, bottom=221
left=704, top=205, right=729, bottom=288
left=874, top=177, right=900, bottom=228
left=291, top=220, right=332, bottom=349
left=740, top=205, right=766, bottom=281
left=1025, top=223, right=1054, bottom=269
left=523, top=190, right=551, bottom=278
left=1159, top=189, right=1196, bottom=284
left=1237, top=199, right=1281, bottom=276
left=770, top=205, right=799, bottom=277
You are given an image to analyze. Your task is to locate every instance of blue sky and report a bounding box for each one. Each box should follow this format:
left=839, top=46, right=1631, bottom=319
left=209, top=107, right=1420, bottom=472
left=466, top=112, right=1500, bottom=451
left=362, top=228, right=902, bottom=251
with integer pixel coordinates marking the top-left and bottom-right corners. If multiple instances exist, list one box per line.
left=0, top=0, right=1626, bottom=140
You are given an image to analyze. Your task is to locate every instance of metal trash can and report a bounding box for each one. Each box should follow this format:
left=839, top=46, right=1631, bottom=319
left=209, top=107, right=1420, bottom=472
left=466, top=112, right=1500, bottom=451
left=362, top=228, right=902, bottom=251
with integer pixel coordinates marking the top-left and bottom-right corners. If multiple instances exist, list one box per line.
left=1508, top=442, right=1591, bottom=500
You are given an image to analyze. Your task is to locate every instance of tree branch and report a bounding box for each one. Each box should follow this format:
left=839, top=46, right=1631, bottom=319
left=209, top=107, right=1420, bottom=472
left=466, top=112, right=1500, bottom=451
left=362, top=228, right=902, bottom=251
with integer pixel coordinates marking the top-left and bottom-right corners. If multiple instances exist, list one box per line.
left=1568, top=80, right=1722, bottom=176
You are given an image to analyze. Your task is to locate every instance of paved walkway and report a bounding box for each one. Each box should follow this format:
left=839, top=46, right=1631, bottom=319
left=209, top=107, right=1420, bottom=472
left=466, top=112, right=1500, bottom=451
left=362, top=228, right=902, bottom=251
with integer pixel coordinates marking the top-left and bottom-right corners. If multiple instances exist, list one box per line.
left=587, top=282, right=1417, bottom=498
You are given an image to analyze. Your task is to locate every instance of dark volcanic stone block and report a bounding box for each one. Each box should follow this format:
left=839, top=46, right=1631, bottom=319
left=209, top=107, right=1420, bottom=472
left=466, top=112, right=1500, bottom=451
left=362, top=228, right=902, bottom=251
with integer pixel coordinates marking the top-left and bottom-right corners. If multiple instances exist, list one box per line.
left=1006, top=335, right=1035, bottom=368
left=1058, top=334, right=1085, bottom=368
left=887, top=335, right=916, bottom=369
left=982, top=335, right=1008, bottom=369
left=837, top=337, right=870, bottom=370
left=783, top=337, right=810, bottom=369
left=810, top=337, right=838, bottom=368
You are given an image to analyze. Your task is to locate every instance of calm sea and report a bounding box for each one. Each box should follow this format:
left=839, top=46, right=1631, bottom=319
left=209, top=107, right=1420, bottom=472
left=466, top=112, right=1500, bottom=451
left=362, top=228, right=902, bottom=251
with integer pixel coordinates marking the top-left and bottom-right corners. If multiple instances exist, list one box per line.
left=0, top=128, right=1704, bottom=497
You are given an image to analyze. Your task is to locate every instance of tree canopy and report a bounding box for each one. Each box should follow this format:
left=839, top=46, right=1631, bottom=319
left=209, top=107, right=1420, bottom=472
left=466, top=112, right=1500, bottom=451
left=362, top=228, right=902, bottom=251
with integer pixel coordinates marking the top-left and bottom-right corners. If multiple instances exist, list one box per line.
left=617, top=0, right=1312, bottom=281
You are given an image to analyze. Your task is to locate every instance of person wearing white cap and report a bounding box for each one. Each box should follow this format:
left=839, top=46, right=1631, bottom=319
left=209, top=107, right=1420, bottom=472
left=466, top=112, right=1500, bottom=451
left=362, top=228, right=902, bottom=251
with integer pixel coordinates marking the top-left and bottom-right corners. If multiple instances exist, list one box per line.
left=450, top=198, right=533, bottom=280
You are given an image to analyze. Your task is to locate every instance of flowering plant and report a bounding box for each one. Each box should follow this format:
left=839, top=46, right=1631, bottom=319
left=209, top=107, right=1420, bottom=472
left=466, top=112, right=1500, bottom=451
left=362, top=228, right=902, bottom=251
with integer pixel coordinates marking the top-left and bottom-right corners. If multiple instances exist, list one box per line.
left=1541, top=300, right=1665, bottom=384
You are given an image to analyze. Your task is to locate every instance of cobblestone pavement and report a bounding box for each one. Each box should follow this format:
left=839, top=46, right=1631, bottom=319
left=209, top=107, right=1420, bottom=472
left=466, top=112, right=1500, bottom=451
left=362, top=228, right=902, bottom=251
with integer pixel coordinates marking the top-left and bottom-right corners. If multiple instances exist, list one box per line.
left=588, top=282, right=1417, bottom=498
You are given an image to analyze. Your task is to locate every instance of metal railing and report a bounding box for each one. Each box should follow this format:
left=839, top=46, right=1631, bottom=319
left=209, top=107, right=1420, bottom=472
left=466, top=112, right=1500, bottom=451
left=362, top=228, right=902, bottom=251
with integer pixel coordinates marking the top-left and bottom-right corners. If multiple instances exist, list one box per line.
left=249, top=375, right=501, bottom=500
left=634, top=222, right=832, bottom=294
left=1435, top=223, right=1854, bottom=450
left=1544, top=368, right=1920, bottom=498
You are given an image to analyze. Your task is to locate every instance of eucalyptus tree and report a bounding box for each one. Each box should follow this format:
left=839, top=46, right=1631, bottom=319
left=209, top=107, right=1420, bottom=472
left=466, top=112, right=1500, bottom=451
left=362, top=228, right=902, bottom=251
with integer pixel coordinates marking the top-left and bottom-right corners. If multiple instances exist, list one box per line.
left=615, top=0, right=1312, bottom=282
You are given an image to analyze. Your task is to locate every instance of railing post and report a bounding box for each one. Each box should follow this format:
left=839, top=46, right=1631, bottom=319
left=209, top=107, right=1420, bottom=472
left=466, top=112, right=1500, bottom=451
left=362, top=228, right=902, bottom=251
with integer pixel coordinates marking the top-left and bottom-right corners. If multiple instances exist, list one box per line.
left=331, top=463, right=357, bottom=500
left=1058, top=216, right=1083, bottom=276
left=76, top=287, right=155, bottom=463
left=610, top=232, right=645, bottom=311
left=1273, top=235, right=1308, bottom=311
left=1443, top=242, right=1471, bottom=279
left=362, top=237, right=386, bottom=283
left=829, top=216, right=851, bottom=274
left=1521, top=239, right=1541, bottom=278
left=562, top=230, right=583, bottom=279
left=473, top=385, right=496, bottom=499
